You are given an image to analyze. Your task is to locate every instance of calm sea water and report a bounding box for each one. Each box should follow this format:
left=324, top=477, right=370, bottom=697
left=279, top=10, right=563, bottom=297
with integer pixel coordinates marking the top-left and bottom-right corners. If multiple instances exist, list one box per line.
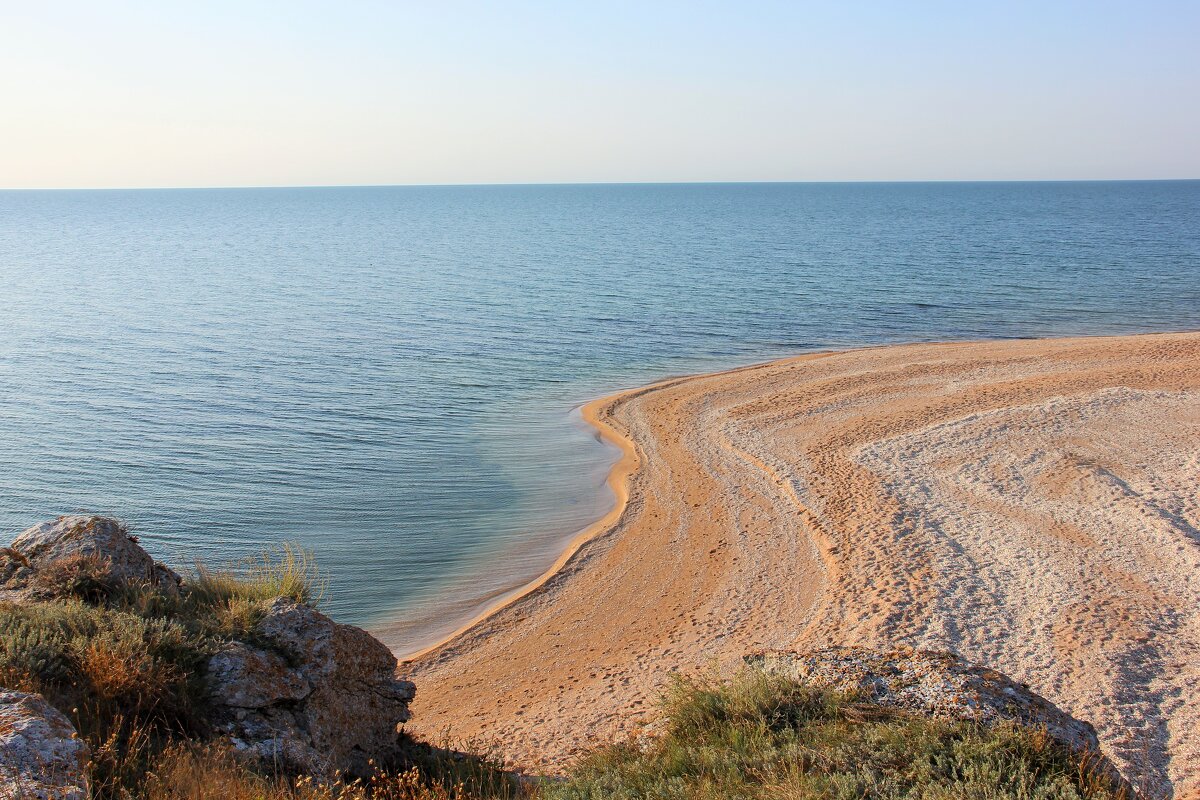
left=1, top=182, right=1197, bottom=651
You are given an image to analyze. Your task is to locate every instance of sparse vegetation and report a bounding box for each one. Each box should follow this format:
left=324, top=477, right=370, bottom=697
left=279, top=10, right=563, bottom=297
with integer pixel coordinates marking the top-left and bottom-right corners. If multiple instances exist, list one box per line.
left=81, top=669, right=1128, bottom=800
left=141, top=743, right=524, bottom=800
left=541, top=671, right=1128, bottom=800
left=2, top=538, right=1130, bottom=800
left=164, top=541, right=326, bottom=639
left=0, top=541, right=329, bottom=799
left=186, top=541, right=324, bottom=608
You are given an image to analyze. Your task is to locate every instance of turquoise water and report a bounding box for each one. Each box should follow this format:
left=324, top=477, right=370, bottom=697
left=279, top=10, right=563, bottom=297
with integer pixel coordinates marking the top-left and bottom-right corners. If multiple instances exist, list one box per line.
left=1, top=182, right=1197, bottom=651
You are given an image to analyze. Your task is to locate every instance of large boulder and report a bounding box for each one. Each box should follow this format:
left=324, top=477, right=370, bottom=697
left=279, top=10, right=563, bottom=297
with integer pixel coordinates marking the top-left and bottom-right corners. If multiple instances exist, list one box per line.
left=2, top=515, right=180, bottom=599
left=0, top=690, right=90, bottom=800
left=205, top=598, right=416, bottom=777
left=746, top=646, right=1101, bottom=755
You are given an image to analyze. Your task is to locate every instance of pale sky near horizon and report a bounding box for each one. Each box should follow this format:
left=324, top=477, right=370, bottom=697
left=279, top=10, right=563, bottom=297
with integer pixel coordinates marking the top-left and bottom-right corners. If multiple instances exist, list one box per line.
left=2, top=1, right=1198, bottom=189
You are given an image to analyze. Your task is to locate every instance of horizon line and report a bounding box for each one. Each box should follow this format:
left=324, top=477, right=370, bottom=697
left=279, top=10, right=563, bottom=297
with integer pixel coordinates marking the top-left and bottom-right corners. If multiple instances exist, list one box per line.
left=3, top=177, right=1199, bottom=192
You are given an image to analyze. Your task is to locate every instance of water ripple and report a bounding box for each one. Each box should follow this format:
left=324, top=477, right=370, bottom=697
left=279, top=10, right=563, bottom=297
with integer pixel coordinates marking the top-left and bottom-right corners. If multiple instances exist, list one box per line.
left=0, top=182, right=1197, bottom=644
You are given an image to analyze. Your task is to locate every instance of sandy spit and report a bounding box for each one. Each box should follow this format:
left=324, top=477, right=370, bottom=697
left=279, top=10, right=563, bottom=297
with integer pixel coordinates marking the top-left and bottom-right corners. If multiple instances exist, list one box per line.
left=400, top=332, right=1200, bottom=798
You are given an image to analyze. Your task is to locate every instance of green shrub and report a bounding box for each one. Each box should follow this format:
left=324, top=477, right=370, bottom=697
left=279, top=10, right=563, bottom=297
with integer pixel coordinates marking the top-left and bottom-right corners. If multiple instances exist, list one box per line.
left=0, top=600, right=209, bottom=724
left=544, top=670, right=1127, bottom=800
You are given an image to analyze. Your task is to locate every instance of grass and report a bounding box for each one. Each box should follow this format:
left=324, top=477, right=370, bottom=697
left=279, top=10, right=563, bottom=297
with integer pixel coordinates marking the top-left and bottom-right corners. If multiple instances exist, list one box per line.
left=141, top=743, right=527, bottom=800
left=175, top=542, right=326, bottom=638
left=1, top=532, right=1132, bottom=800
left=186, top=542, right=324, bottom=609
left=55, top=669, right=1129, bottom=800
left=0, top=542, right=325, bottom=711
left=539, top=670, right=1129, bottom=800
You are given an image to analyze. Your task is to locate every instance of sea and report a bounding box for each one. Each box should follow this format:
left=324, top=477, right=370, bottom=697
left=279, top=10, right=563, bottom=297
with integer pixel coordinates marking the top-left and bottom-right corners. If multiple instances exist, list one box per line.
left=1, top=181, right=1196, bottom=652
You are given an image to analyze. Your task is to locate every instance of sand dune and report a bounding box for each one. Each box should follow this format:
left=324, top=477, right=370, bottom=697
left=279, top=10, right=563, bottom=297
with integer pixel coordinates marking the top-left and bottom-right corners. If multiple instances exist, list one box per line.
left=402, top=332, right=1200, bottom=797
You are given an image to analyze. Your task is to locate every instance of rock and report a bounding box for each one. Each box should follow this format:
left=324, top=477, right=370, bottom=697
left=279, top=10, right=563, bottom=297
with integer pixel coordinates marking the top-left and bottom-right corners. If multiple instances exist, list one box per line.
left=745, top=646, right=1101, bottom=754
left=206, top=642, right=311, bottom=708
left=255, top=598, right=338, bottom=680
left=0, top=547, right=34, bottom=590
left=1, top=515, right=416, bottom=778
left=206, top=598, right=416, bottom=777
left=0, top=689, right=90, bottom=800
left=3, top=515, right=180, bottom=598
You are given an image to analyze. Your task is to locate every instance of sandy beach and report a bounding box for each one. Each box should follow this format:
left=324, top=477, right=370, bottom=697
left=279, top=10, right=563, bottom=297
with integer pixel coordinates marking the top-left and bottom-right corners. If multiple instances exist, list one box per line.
left=401, top=332, right=1200, bottom=797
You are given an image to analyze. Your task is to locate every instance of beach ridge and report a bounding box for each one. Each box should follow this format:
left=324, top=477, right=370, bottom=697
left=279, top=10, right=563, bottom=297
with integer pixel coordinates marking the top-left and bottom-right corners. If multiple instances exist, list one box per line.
left=403, top=331, right=1200, bottom=795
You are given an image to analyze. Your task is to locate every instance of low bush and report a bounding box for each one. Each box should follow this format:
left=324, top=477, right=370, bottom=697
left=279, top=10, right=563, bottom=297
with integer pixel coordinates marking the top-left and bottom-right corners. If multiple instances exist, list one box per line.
left=29, top=553, right=117, bottom=603
left=543, top=670, right=1128, bottom=800
left=0, top=600, right=207, bottom=719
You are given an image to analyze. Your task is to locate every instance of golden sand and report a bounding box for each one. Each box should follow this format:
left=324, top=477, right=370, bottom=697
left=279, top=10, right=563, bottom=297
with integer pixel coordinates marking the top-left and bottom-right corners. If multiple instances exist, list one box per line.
left=402, top=332, right=1200, bottom=796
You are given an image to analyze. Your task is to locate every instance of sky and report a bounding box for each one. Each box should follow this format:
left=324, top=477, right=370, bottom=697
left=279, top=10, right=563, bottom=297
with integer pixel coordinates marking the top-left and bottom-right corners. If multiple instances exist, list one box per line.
left=1, top=1, right=1197, bottom=188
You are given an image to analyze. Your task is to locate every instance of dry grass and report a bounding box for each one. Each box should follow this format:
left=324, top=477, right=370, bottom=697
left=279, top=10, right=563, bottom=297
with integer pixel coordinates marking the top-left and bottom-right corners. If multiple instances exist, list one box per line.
left=0, top=545, right=32, bottom=569
left=542, top=670, right=1132, bottom=800
left=0, top=540, right=1142, bottom=800
left=187, top=542, right=324, bottom=607
left=87, top=713, right=158, bottom=797
left=30, top=552, right=117, bottom=603
left=141, top=744, right=528, bottom=800
left=177, top=543, right=326, bottom=637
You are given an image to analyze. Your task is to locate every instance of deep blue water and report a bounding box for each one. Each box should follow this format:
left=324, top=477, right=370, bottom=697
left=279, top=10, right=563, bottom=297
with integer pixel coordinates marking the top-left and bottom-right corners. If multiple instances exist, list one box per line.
left=1, top=182, right=1197, bottom=651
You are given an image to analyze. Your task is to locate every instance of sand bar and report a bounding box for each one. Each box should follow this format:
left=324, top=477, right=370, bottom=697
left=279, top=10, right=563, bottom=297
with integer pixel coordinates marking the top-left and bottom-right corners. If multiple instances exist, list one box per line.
left=401, top=332, right=1200, bottom=797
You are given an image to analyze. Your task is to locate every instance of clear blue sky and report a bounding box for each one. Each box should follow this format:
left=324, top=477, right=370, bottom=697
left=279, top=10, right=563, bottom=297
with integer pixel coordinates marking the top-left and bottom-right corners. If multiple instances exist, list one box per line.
left=2, top=1, right=1197, bottom=188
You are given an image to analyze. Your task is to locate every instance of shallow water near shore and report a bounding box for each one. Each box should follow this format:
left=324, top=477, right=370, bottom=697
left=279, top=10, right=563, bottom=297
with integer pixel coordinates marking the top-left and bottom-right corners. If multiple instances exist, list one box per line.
left=0, top=181, right=1197, bottom=651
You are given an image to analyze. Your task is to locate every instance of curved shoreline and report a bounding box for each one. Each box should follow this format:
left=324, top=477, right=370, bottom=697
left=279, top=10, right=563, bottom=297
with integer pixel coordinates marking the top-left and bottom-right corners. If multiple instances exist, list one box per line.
left=395, top=332, right=1199, bottom=666
left=398, top=379, right=656, bottom=662
left=401, top=332, right=1200, bottom=795
left=397, top=353, right=833, bottom=664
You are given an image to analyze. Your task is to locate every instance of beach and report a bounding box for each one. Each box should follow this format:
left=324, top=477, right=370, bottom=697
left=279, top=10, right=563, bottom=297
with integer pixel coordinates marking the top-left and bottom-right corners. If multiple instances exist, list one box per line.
left=401, top=332, right=1200, bottom=796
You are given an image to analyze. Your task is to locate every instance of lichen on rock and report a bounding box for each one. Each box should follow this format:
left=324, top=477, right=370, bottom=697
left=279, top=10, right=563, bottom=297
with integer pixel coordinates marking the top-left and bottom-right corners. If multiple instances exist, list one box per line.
left=205, top=598, right=416, bottom=777
left=2, top=515, right=180, bottom=601
left=0, top=690, right=90, bottom=800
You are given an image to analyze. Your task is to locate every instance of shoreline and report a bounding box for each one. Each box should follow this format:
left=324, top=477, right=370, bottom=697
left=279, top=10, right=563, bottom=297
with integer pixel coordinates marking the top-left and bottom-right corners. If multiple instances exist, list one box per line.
left=393, top=330, right=1176, bottom=663
left=396, top=354, right=832, bottom=662
left=401, top=331, right=1200, bottom=796
left=398, top=382, right=648, bottom=662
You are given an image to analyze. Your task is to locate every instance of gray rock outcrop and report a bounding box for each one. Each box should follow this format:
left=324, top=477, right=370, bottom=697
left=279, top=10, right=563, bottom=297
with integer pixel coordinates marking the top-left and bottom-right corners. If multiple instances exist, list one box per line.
left=2, top=515, right=417, bottom=780
left=1, top=515, right=180, bottom=599
left=746, top=646, right=1101, bottom=755
left=0, top=690, right=90, bottom=800
left=205, top=598, right=416, bottom=777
